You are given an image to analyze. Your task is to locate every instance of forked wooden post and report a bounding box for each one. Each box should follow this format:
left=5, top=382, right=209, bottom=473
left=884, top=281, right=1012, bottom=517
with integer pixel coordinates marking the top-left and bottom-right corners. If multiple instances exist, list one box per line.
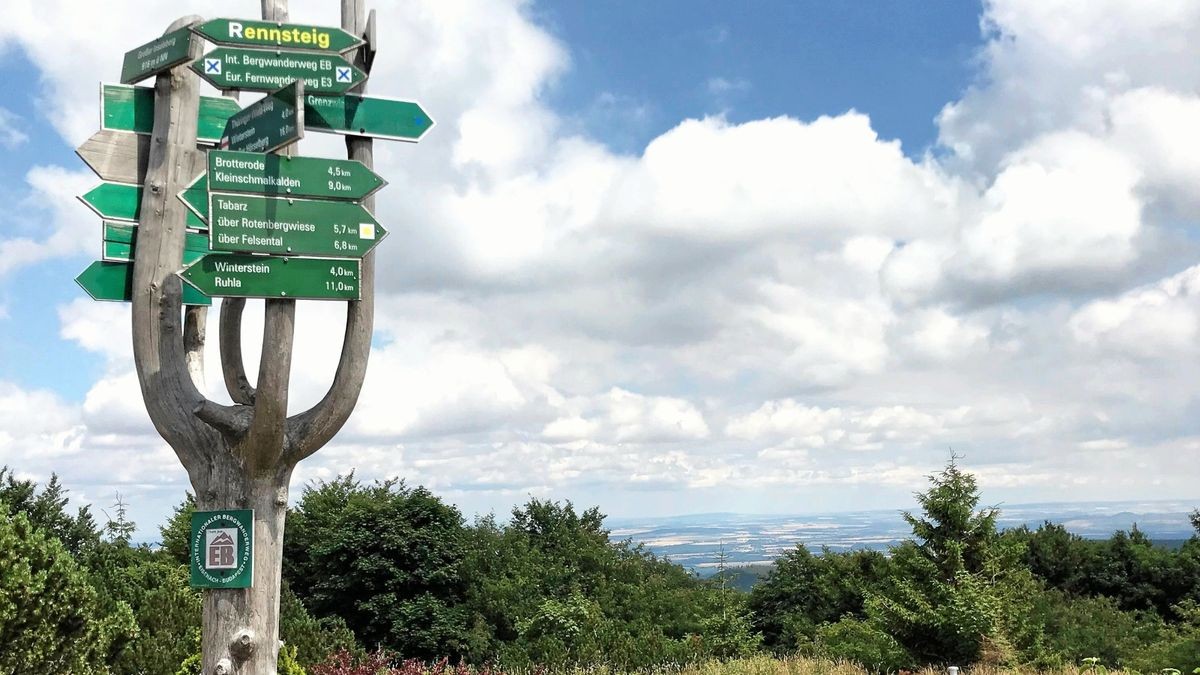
left=131, top=1, right=378, bottom=671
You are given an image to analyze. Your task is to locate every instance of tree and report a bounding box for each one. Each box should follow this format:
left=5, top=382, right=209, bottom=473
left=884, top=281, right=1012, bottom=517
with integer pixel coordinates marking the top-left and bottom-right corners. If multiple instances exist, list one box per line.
left=0, top=467, right=100, bottom=556
left=283, top=475, right=471, bottom=658
left=159, top=492, right=196, bottom=565
left=461, top=498, right=724, bottom=668
left=901, top=456, right=999, bottom=581
left=866, top=459, right=1043, bottom=666
left=0, top=505, right=136, bottom=672
left=102, top=492, right=136, bottom=545
left=697, top=543, right=762, bottom=659
left=96, top=558, right=202, bottom=675
left=125, top=3, right=380, bottom=671
left=1008, top=522, right=1097, bottom=595
left=749, top=545, right=890, bottom=649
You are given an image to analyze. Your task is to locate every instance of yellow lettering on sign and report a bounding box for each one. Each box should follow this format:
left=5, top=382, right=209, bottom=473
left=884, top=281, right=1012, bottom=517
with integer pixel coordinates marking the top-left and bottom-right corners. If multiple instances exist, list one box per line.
left=234, top=24, right=332, bottom=50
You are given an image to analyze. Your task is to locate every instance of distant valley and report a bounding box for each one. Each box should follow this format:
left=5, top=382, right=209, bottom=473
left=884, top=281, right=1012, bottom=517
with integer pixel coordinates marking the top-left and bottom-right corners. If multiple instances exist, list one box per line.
left=608, top=499, right=1199, bottom=575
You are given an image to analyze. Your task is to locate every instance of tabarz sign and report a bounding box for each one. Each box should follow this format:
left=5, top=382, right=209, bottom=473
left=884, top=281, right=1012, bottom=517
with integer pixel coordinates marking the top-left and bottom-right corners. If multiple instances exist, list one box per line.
left=190, top=509, right=254, bottom=589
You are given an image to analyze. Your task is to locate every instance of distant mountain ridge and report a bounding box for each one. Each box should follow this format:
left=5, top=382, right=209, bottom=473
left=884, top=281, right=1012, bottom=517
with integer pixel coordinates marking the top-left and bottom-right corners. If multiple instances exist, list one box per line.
left=607, top=498, right=1199, bottom=572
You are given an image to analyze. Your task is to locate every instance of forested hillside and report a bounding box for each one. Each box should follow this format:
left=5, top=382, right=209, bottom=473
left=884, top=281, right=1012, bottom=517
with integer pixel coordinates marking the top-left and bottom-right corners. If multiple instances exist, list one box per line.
left=1, top=462, right=1198, bottom=674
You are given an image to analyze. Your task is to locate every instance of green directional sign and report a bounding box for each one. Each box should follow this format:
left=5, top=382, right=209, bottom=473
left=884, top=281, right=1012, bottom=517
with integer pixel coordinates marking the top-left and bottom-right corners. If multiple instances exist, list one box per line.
left=191, top=18, right=364, bottom=54
left=221, top=80, right=304, bottom=153
left=101, top=84, right=240, bottom=145
left=80, top=183, right=206, bottom=229
left=76, top=260, right=211, bottom=306
left=209, top=192, right=385, bottom=258
left=179, top=175, right=209, bottom=222
left=102, top=223, right=209, bottom=264
left=121, top=26, right=195, bottom=84
left=190, top=509, right=254, bottom=589
left=208, top=150, right=386, bottom=200
left=304, top=93, right=434, bottom=142
left=180, top=254, right=361, bottom=300
left=192, top=48, right=366, bottom=95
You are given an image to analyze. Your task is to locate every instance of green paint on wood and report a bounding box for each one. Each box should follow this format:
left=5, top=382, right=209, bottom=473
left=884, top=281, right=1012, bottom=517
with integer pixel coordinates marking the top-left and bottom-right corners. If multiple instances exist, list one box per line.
left=81, top=182, right=206, bottom=229
left=208, top=192, right=386, bottom=258
left=192, top=18, right=363, bottom=54
left=76, top=260, right=211, bottom=306
left=304, top=93, right=434, bottom=142
left=221, top=80, right=304, bottom=153
left=121, top=26, right=195, bottom=84
left=101, top=83, right=240, bottom=144
left=102, top=223, right=209, bottom=264
left=180, top=254, right=361, bottom=300
left=208, top=150, right=385, bottom=201
left=192, top=47, right=366, bottom=95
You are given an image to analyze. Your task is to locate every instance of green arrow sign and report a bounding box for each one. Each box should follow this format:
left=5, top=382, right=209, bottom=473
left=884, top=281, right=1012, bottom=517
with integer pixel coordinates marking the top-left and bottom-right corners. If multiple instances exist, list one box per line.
left=76, top=260, right=211, bottom=306
left=209, top=193, right=385, bottom=258
left=304, top=93, right=434, bottom=142
left=180, top=255, right=361, bottom=300
left=102, top=84, right=240, bottom=145
left=80, top=183, right=206, bottom=229
left=192, top=48, right=366, bottom=95
left=179, top=175, right=209, bottom=222
left=191, top=18, right=363, bottom=54
left=221, top=80, right=304, bottom=153
left=121, top=26, right=195, bottom=84
left=208, top=150, right=386, bottom=200
left=102, top=223, right=209, bottom=264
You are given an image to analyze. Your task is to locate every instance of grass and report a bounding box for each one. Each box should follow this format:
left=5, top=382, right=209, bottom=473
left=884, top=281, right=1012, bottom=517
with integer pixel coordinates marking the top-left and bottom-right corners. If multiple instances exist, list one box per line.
left=313, top=653, right=1163, bottom=675
left=520, top=657, right=1135, bottom=675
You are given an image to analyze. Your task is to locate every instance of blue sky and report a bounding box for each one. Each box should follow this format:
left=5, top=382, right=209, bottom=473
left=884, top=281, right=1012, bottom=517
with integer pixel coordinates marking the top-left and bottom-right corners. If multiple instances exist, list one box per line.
left=1, top=0, right=1199, bottom=538
left=540, top=1, right=981, bottom=156
left=0, top=2, right=985, bottom=398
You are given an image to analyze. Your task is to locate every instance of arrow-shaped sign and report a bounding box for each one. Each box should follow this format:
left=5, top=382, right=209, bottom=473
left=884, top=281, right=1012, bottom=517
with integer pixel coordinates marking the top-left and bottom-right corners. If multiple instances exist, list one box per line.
left=77, top=130, right=208, bottom=185
left=180, top=255, right=361, bottom=300
left=304, top=93, right=434, bottom=142
left=80, top=182, right=207, bottom=229
left=221, top=80, right=304, bottom=153
left=208, top=193, right=385, bottom=258
left=102, top=83, right=240, bottom=145
left=179, top=175, right=209, bottom=223
left=121, top=26, right=196, bottom=84
left=76, top=130, right=152, bottom=185
left=191, top=47, right=367, bottom=95
left=207, top=150, right=386, bottom=201
left=191, top=18, right=364, bottom=54
left=76, top=260, right=211, bottom=305
left=101, top=223, right=209, bottom=264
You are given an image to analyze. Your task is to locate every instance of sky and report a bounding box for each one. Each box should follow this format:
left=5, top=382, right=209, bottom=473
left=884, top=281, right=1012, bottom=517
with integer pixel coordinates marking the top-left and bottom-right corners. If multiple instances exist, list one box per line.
left=2, top=0, right=1200, bottom=540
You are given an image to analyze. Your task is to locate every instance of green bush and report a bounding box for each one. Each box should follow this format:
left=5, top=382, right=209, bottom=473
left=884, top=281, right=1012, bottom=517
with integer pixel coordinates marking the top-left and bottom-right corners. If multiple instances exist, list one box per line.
left=814, top=617, right=913, bottom=672
left=0, top=505, right=136, bottom=673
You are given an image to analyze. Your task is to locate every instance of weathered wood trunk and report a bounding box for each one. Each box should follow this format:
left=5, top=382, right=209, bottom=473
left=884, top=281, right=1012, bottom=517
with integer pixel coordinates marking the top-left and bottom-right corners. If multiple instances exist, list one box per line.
left=197, top=467, right=293, bottom=674
left=130, top=2, right=379, bottom=672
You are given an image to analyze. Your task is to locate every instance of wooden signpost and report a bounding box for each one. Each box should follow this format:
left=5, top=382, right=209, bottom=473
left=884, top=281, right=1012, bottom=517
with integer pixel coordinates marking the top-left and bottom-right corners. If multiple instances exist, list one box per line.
left=72, top=2, right=435, bottom=672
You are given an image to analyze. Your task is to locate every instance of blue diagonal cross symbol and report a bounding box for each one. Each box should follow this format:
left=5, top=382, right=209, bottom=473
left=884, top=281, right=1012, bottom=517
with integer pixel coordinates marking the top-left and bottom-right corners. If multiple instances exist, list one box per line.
left=205, top=59, right=221, bottom=74
left=336, top=67, right=352, bottom=82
